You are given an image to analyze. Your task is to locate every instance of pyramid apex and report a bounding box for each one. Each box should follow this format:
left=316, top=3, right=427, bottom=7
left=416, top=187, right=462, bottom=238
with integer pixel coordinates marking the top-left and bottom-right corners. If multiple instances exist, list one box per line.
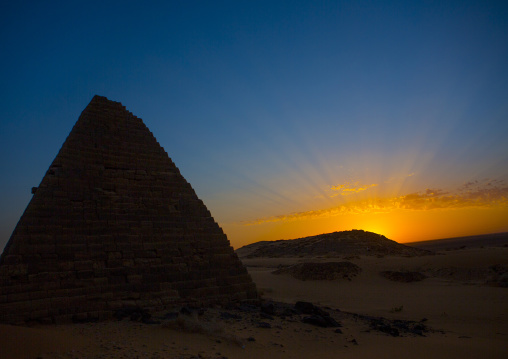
left=90, top=94, right=108, bottom=101
left=89, top=94, right=118, bottom=104
left=85, top=95, right=127, bottom=114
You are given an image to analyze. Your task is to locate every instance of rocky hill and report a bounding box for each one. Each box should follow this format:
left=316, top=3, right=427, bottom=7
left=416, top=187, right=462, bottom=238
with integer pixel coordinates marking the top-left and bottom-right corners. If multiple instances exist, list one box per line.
left=236, top=230, right=432, bottom=258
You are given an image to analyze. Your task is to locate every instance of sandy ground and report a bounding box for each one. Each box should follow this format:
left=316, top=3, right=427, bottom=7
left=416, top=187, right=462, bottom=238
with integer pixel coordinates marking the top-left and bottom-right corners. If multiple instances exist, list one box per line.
left=1, top=239, right=507, bottom=358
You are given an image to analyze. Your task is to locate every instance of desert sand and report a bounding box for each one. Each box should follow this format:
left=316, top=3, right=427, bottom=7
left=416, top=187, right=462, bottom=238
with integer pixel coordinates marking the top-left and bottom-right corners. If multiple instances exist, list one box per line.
left=1, top=235, right=507, bottom=359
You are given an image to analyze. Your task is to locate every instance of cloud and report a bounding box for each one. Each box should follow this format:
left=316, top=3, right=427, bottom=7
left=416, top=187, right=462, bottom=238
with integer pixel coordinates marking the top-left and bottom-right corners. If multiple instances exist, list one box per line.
left=384, top=172, right=415, bottom=184
left=330, top=181, right=378, bottom=196
left=242, top=179, right=508, bottom=226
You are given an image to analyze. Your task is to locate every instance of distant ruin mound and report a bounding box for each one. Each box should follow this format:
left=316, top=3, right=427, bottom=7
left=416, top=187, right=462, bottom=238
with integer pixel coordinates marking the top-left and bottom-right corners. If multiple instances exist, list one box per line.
left=273, top=261, right=361, bottom=281
left=236, top=230, right=432, bottom=258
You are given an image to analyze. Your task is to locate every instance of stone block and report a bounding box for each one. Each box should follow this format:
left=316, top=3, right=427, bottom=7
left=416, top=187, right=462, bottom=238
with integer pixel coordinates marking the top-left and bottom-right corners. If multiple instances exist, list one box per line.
left=2, top=255, right=22, bottom=265
left=74, top=260, right=94, bottom=271
left=30, top=290, right=49, bottom=300
left=29, top=309, right=51, bottom=321
left=31, top=298, right=52, bottom=310
left=40, top=281, right=61, bottom=291
left=57, top=261, right=75, bottom=271
left=77, top=270, right=95, bottom=279
left=53, top=314, right=74, bottom=324
left=106, top=259, right=123, bottom=268
left=7, top=291, right=32, bottom=302
left=109, top=276, right=127, bottom=285
left=127, top=274, right=142, bottom=284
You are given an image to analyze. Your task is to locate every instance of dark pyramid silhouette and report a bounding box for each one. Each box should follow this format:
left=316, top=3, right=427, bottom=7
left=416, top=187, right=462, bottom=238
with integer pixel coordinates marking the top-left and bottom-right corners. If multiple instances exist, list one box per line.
left=0, top=95, right=257, bottom=324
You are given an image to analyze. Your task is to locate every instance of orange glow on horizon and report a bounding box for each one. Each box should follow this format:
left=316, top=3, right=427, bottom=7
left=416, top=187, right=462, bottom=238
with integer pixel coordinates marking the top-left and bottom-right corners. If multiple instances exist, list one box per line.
left=212, top=162, right=508, bottom=249
left=224, top=204, right=508, bottom=249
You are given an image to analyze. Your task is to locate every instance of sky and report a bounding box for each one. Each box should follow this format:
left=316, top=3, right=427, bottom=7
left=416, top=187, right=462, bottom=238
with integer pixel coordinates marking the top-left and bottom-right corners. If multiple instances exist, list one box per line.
left=1, top=0, right=507, bottom=250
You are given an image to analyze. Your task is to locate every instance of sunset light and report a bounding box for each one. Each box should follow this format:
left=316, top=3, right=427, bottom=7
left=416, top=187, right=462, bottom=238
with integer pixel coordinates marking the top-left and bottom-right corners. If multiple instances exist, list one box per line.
left=1, top=2, right=508, bottom=358
left=1, top=1, right=507, bottom=251
left=219, top=175, right=508, bottom=247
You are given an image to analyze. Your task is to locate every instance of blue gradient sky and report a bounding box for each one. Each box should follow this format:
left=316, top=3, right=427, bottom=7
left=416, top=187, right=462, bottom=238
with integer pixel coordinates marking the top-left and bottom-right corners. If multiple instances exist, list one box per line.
left=1, top=1, right=508, bottom=249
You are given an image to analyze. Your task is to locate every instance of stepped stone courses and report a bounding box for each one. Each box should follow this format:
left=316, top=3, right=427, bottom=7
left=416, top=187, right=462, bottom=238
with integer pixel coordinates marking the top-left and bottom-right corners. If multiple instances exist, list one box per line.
left=0, top=95, right=257, bottom=324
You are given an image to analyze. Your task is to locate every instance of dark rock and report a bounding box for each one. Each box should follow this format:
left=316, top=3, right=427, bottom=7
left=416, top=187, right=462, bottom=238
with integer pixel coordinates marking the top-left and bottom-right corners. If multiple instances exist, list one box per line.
left=114, top=306, right=151, bottom=323
left=257, top=321, right=272, bottom=328
left=260, top=312, right=274, bottom=320
left=334, top=328, right=343, bottom=334
left=295, top=301, right=329, bottom=316
left=130, top=311, right=142, bottom=321
left=115, top=307, right=156, bottom=324
left=180, top=306, right=193, bottom=316
left=178, top=307, right=205, bottom=317
left=302, top=315, right=341, bottom=328
left=247, top=337, right=256, bottom=342
left=379, top=324, right=399, bottom=337
left=302, top=315, right=328, bottom=327
left=220, top=312, right=242, bottom=320
left=412, top=328, right=423, bottom=336
left=281, top=307, right=298, bottom=317
left=364, top=316, right=428, bottom=337
left=261, top=302, right=276, bottom=315
left=408, top=323, right=427, bottom=336
left=324, top=316, right=341, bottom=327
left=238, top=304, right=259, bottom=313
left=162, top=312, right=179, bottom=320
left=369, top=318, right=399, bottom=337
left=295, top=301, right=315, bottom=314
left=114, top=307, right=136, bottom=320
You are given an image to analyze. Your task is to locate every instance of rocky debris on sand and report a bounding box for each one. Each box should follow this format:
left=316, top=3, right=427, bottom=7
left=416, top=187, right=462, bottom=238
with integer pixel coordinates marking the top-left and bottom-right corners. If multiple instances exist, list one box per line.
left=351, top=313, right=430, bottom=337
left=423, top=264, right=508, bottom=286
left=220, top=312, right=242, bottom=320
left=257, top=321, right=272, bottom=328
left=180, top=307, right=206, bottom=316
left=122, top=301, right=432, bottom=344
left=380, top=271, right=427, bottom=283
left=489, top=264, right=508, bottom=287
left=294, top=301, right=342, bottom=328
left=260, top=312, right=274, bottom=320
left=301, top=315, right=341, bottom=328
left=273, top=261, right=361, bottom=281
left=261, top=302, right=276, bottom=315
left=294, top=301, right=330, bottom=316
left=113, top=307, right=159, bottom=324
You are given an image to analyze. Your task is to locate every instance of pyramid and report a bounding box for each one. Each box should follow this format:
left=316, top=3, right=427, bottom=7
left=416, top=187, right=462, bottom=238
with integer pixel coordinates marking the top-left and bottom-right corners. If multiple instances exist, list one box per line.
left=0, top=95, right=257, bottom=324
